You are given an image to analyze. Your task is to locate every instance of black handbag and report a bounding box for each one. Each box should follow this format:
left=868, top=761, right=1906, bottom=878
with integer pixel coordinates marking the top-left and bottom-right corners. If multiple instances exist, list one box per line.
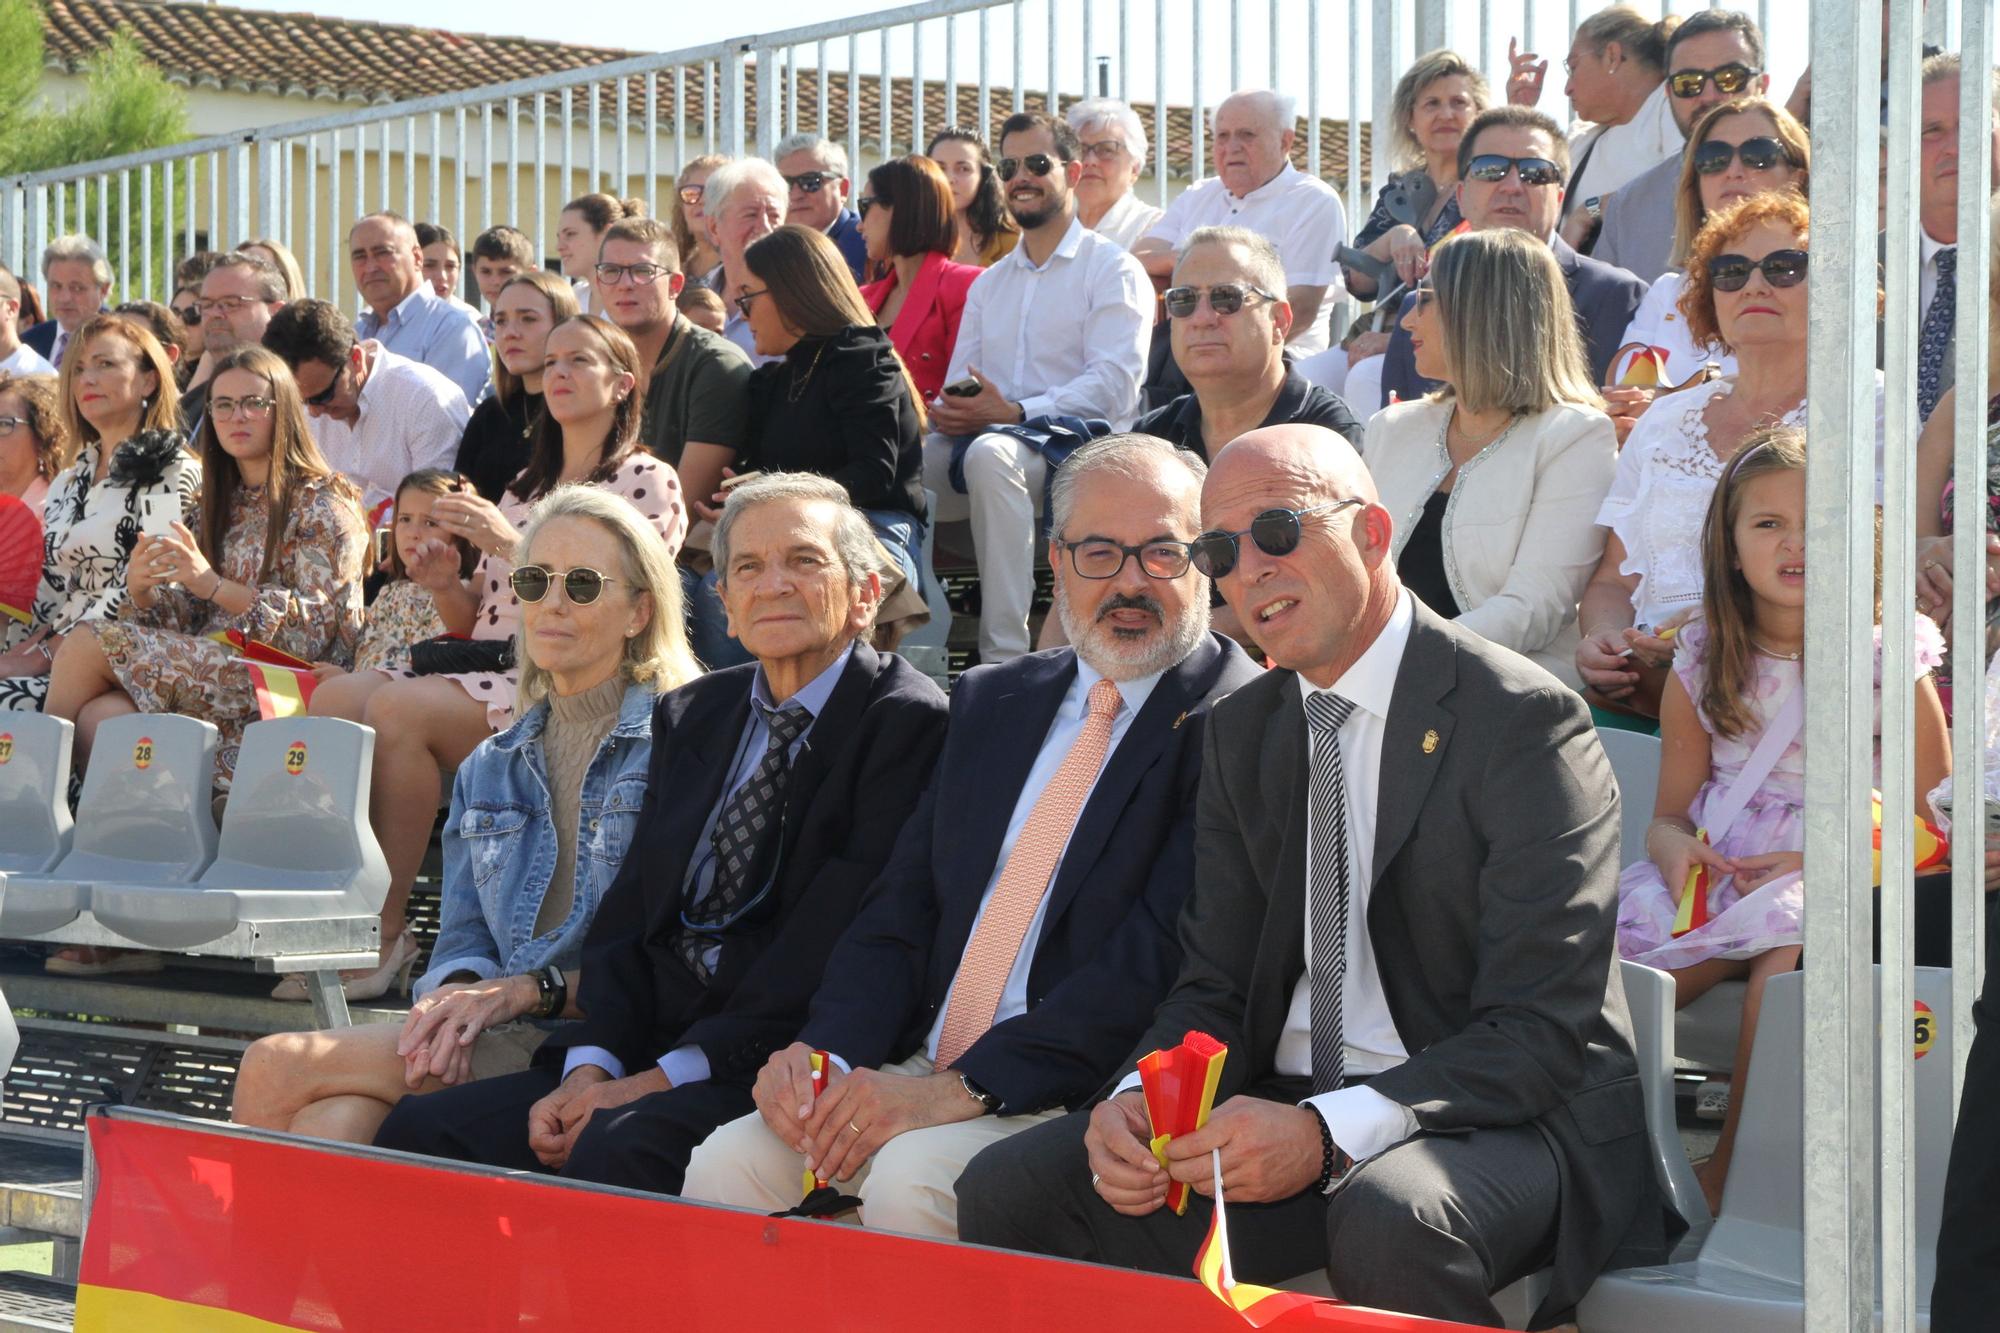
left=407, top=635, right=514, bottom=676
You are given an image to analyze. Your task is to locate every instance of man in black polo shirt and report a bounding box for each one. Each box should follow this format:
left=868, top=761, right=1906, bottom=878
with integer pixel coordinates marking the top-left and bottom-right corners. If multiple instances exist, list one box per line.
left=1133, top=225, right=1363, bottom=460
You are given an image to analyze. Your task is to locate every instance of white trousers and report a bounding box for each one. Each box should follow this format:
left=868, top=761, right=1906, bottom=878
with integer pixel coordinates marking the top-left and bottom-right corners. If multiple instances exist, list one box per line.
left=681, top=1052, right=1063, bottom=1240
left=922, top=431, right=1047, bottom=663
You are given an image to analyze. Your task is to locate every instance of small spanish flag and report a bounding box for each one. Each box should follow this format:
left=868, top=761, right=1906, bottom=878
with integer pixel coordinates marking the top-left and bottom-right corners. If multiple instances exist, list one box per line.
left=1670, top=832, right=1715, bottom=939
left=208, top=630, right=318, bottom=720
left=1138, top=1031, right=1228, bottom=1216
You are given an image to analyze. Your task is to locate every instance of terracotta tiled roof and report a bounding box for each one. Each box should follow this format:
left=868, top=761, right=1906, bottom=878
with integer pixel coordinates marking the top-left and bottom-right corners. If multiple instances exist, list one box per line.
left=39, top=0, right=636, bottom=106
left=38, top=0, right=1373, bottom=183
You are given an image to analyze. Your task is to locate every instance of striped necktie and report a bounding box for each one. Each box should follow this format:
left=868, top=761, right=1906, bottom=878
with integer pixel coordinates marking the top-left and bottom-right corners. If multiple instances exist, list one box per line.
left=1303, top=689, right=1357, bottom=1096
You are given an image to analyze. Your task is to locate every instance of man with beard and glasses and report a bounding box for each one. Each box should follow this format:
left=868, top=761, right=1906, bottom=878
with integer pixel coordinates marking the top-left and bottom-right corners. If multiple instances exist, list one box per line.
left=682, top=434, right=1259, bottom=1239
left=922, top=111, right=1151, bottom=664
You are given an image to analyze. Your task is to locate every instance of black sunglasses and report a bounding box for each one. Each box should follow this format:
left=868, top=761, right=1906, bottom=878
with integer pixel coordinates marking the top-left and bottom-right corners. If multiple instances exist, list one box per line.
left=171, top=304, right=201, bottom=325
left=733, top=287, right=768, bottom=320
left=856, top=194, right=879, bottom=219
left=783, top=171, right=835, bottom=194
left=1707, top=248, right=1809, bottom=292
left=997, top=153, right=1058, bottom=182
left=1463, top=154, right=1564, bottom=187
left=1691, top=136, right=1791, bottom=176
left=1190, top=500, right=1363, bottom=579
left=1055, top=537, right=1195, bottom=580
left=303, top=373, right=340, bottom=408
left=1668, top=63, right=1760, bottom=99
left=1163, top=283, right=1279, bottom=318
left=509, top=564, right=623, bottom=605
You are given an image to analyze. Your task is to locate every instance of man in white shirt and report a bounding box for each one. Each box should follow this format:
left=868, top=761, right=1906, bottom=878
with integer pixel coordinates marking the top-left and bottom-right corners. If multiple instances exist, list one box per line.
left=959, top=425, right=1669, bottom=1328
left=921, top=110, right=1152, bottom=663
left=262, top=299, right=469, bottom=514
left=1133, top=90, right=1348, bottom=353
left=0, top=267, right=56, bottom=377
left=1066, top=98, right=1166, bottom=250
left=348, top=212, right=491, bottom=407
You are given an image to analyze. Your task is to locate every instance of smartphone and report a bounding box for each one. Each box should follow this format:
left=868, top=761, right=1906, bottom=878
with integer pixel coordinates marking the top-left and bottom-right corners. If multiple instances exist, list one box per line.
left=718, top=470, right=765, bottom=492
left=372, top=527, right=393, bottom=569
left=140, top=495, right=177, bottom=540
left=942, top=376, right=983, bottom=398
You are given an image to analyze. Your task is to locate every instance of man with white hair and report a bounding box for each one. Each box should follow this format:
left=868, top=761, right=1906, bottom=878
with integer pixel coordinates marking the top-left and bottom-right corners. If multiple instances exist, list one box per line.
left=25, top=235, right=112, bottom=369
left=704, top=157, right=790, bottom=364
left=0, top=267, right=56, bottom=376
left=775, top=133, right=869, bottom=283
left=1133, top=90, right=1348, bottom=354
left=1066, top=99, right=1165, bottom=250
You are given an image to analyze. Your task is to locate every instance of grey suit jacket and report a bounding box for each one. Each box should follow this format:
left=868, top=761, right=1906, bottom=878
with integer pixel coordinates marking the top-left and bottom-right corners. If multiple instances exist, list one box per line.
left=1120, top=600, right=1674, bottom=1325
left=1593, top=154, right=1681, bottom=282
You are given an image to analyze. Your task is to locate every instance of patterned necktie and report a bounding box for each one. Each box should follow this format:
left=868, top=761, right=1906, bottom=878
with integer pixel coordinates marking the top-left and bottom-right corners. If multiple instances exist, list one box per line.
left=676, top=699, right=812, bottom=981
left=1919, top=245, right=1957, bottom=421
left=934, top=678, right=1123, bottom=1069
left=50, top=329, right=66, bottom=371
left=1303, top=690, right=1357, bottom=1096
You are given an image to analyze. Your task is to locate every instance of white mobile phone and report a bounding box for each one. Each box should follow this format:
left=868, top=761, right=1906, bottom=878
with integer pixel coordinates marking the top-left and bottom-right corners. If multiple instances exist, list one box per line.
left=140, top=495, right=177, bottom=540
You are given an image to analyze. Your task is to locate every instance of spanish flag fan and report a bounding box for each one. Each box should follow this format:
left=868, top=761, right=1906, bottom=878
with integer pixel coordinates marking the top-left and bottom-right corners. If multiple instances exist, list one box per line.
left=0, top=494, right=41, bottom=625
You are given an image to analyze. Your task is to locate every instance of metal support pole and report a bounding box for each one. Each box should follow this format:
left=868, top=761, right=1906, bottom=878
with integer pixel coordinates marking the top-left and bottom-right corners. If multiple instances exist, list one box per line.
left=1415, top=0, right=1453, bottom=54
left=754, top=47, right=777, bottom=159
left=1371, top=0, right=1403, bottom=181
left=914, top=23, right=927, bottom=157
left=228, top=142, right=253, bottom=247
left=1154, top=0, right=1168, bottom=207
left=1801, top=0, right=1885, bottom=1325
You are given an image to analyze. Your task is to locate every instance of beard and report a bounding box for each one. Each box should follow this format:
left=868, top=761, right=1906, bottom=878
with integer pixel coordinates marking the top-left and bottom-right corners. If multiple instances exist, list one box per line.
left=1006, top=186, right=1064, bottom=231
left=1056, top=581, right=1212, bottom=683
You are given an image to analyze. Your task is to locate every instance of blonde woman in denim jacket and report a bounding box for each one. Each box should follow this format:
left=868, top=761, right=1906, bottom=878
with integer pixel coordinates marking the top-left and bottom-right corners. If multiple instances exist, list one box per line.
left=229, top=485, right=699, bottom=1144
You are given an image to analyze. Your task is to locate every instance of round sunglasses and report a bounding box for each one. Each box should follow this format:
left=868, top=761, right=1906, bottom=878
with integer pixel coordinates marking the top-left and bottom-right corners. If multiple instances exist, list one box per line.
left=1190, top=500, right=1363, bottom=580
left=1163, top=283, right=1280, bottom=319
left=510, top=564, right=624, bottom=605
left=1691, top=136, right=1792, bottom=176
left=1707, top=248, right=1808, bottom=292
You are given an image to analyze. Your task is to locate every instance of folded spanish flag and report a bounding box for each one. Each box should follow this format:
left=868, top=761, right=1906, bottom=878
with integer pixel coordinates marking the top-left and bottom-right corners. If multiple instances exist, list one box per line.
left=208, top=630, right=317, bottom=720
left=1138, top=1031, right=1228, bottom=1216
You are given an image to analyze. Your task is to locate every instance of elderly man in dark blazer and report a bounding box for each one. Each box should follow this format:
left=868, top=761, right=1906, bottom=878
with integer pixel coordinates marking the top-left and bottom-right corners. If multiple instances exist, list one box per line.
left=679, top=434, right=1260, bottom=1237
left=373, top=474, right=949, bottom=1194
left=1375, top=105, right=1647, bottom=408
left=958, top=424, right=1675, bottom=1328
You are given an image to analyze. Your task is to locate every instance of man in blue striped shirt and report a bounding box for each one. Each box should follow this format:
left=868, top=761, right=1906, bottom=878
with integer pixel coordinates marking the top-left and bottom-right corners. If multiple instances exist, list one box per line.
left=350, top=211, right=491, bottom=407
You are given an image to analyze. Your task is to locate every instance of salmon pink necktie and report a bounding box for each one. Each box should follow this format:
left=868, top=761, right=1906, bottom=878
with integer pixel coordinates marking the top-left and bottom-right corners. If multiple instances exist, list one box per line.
left=934, top=678, right=1123, bottom=1069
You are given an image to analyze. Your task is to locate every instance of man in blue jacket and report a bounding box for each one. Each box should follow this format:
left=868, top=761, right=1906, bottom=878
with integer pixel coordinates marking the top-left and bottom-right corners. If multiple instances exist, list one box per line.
left=680, top=433, right=1261, bottom=1238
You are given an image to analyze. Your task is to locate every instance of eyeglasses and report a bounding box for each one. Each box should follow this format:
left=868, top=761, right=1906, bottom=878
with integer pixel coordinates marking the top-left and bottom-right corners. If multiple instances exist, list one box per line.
left=677, top=184, right=705, bottom=206
left=0, top=416, right=24, bottom=437
left=171, top=304, right=201, bottom=326
left=594, top=262, right=671, bottom=286
left=1189, top=499, right=1364, bottom=579
left=1162, top=283, right=1280, bottom=318
left=1412, top=281, right=1436, bottom=310
left=509, top=564, right=623, bottom=605
left=208, top=395, right=275, bottom=419
left=1463, top=154, right=1564, bottom=187
left=302, top=366, right=343, bottom=408
left=1691, top=136, right=1792, bottom=176
left=196, top=295, right=262, bottom=316
left=1668, top=63, right=1760, bottom=99
left=997, top=153, right=1058, bottom=182
left=783, top=171, right=836, bottom=194
left=1078, top=139, right=1128, bottom=162
left=1707, top=248, right=1809, bottom=292
left=733, top=287, right=768, bottom=320
left=856, top=194, right=880, bottom=219
left=1055, top=537, right=1196, bottom=580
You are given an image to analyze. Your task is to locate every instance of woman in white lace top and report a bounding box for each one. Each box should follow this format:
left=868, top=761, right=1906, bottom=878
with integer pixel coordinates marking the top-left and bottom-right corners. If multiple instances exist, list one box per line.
left=1576, top=191, right=1883, bottom=719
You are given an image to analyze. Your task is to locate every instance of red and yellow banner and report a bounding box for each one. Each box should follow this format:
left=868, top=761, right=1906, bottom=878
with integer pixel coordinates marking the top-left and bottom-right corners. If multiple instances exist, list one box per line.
left=206, top=629, right=318, bottom=719
left=76, top=1111, right=1477, bottom=1333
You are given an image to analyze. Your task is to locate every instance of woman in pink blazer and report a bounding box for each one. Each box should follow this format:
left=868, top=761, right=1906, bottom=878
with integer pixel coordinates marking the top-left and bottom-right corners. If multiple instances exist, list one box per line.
left=857, top=156, right=984, bottom=403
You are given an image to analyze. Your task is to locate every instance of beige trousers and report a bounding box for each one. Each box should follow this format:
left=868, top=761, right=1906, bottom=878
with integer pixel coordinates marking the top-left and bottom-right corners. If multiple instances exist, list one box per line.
left=682, top=1053, right=1063, bottom=1239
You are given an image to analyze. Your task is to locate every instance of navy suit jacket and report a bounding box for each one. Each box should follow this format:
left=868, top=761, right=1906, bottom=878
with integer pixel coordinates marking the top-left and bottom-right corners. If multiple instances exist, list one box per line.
left=797, top=632, right=1263, bottom=1115
left=541, top=644, right=948, bottom=1082
left=826, top=209, right=870, bottom=285
left=1377, top=235, right=1648, bottom=408
left=22, top=320, right=58, bottom=360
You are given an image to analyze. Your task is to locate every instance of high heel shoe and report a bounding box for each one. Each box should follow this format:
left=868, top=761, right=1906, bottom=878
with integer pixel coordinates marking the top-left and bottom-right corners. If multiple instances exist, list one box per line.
left=269, top=931, right=420, bottom=1002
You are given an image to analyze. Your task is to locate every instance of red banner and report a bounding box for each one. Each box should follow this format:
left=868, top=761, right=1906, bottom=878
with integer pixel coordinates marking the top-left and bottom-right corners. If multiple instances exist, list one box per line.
left=76, top=1111, right=1474, bottom=1332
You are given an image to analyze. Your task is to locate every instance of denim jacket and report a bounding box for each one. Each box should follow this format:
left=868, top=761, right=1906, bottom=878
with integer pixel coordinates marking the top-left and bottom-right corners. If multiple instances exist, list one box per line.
left=415, top=680, right=655, bottom=1000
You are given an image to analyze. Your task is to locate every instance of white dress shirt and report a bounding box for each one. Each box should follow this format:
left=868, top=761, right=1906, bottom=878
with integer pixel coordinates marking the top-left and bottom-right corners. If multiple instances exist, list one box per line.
left=946, top=216, right=1152, bottom=428
left=307, top=343, right=470, bottom=512
left=1141, top=162, right=1349, bottom=354
left=1089, top=189, right=1166, bottom=251
left=0, top=343, right=56, bottom=376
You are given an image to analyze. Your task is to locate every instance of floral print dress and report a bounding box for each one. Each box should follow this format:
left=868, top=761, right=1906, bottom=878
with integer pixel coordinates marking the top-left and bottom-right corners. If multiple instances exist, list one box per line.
left=0, top=431, right=202, bottom=713
left=352, top=578, right=446, bottom=674
left=82, top=475, right=368, bottom=789
left=429, top=453, right=685, bottom=733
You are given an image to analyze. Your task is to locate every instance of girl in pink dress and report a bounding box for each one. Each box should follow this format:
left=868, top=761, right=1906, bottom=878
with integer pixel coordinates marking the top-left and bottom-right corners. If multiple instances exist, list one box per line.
left=1616, top=426, right=1950, bottom=1212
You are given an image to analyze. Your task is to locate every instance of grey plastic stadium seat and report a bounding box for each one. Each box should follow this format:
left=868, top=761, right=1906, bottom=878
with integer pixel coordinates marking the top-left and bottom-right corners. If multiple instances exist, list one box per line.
left=90, top=718, right=388, bottom=950
left=1579, top=966, right=1956, bottom=1328
left=1597, top=728, right=1662, bottom=868
left=1619, top=960, right=1712, bottom=1242
left=1674, top=979, right=1747, bottom=1074
left=5, top=714, right=218, bottom=938
left=0, top=714, right=74, bottom=874
left=899, top=489, right=952, bottom=687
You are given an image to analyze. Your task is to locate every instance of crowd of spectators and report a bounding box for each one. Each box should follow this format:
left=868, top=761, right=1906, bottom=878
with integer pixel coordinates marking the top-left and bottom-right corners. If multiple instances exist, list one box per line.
left=2, top=4, right=1997, bottom=1320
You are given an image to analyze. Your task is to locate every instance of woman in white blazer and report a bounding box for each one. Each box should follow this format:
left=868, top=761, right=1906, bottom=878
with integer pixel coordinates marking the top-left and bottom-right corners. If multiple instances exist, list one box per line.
left=1362, top=228, right=1617, bottom=687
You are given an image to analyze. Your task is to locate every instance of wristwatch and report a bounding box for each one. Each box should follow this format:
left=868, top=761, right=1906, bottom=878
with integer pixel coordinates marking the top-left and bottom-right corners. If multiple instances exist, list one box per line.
left=531, top=963, right=568, bottom=1019
left=958, top=1072, right=1002, bottom=1115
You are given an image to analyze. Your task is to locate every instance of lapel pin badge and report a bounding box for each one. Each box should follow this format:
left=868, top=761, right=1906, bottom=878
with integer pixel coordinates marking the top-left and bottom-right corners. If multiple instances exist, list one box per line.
left=1422, top=729, right=1439, bottom=754
left=1172, top=710, right=1189, bottom=731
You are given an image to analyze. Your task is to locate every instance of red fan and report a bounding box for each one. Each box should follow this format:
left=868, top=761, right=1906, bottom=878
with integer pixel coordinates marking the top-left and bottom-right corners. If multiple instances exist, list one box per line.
left=0, top=495, right=41, bottom=626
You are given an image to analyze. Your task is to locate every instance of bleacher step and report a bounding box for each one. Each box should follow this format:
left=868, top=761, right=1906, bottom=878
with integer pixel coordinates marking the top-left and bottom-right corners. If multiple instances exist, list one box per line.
left=0, top=1270, right=73, bottom=1332
left=0, top=958, right=407, bottom=1038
